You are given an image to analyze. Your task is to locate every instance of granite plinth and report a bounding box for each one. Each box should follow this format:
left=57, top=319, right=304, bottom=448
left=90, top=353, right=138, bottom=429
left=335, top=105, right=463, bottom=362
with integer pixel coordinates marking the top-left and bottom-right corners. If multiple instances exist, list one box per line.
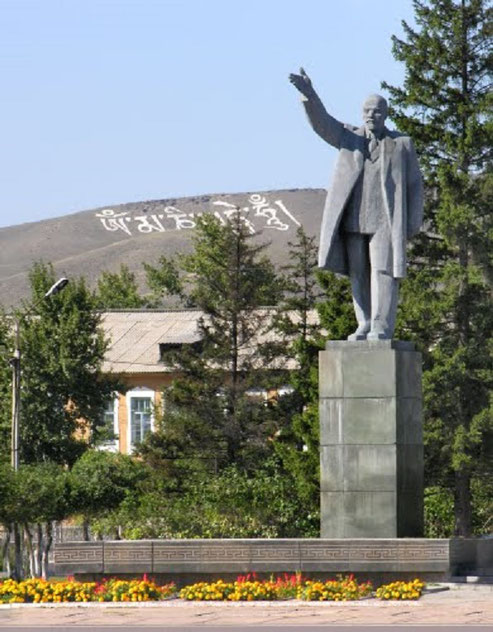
left=319, top=340, right=423, bottom=538
left=325, top=340, right=416, bottom=351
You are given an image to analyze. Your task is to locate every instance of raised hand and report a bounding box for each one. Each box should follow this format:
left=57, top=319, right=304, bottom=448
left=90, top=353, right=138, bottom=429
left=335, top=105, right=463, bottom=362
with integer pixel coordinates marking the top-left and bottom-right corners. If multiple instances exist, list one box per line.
left=289, top=67, right=314, bottom=98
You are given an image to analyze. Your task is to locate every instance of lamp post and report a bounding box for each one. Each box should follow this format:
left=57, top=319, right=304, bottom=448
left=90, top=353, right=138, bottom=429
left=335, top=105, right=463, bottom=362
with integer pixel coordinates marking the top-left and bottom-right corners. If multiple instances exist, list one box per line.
left=10, top=277, right=69, bottom=471
left=10, top=319, right=20, bottom=471
left=9, top=277, right=68, bottom=580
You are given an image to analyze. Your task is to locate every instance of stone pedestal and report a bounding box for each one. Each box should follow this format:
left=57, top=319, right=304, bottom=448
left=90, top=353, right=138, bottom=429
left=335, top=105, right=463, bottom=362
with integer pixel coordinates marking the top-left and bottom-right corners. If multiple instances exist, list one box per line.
left=319, top=340, right=423, bottom=538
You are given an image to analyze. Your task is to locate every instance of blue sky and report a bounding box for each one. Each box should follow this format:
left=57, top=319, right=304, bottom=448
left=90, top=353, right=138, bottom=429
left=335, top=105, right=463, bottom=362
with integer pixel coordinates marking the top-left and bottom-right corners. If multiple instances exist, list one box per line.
left=0, top=0, right=416, bottom=228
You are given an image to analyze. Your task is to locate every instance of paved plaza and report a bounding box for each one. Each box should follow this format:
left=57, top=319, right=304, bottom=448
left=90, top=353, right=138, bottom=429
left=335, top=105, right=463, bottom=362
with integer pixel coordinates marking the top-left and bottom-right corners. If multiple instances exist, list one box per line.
left=0, top=585, right=492, bottom=628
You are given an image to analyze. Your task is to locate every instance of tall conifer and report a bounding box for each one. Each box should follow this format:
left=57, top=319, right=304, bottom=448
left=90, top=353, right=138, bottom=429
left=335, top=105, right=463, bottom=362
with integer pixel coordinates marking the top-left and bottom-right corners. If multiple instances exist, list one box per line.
left=383, top=0, right=492, bottom=535
left=141, top=214, right=282, bottom=470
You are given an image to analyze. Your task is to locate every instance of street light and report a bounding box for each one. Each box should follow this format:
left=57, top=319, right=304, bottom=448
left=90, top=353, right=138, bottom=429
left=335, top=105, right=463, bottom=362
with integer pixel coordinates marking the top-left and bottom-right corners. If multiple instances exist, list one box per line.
left=44, top=277, right=69, bottom=299
left=8, top=277, right=69, bottom=581
left=10, top=277, right=69, bottom=470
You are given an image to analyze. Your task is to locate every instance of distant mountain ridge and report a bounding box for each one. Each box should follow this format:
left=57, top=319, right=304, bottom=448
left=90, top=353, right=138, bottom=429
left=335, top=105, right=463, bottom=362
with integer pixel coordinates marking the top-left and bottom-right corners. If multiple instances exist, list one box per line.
left=0, top=188, right=326, bottom=307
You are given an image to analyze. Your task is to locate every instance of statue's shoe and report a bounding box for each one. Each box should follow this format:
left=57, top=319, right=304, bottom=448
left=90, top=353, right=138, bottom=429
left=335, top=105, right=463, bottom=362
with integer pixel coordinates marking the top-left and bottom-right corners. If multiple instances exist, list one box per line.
left=367, top=329, right=388, bottom=341
left=347, top=324, right=370, bottom=341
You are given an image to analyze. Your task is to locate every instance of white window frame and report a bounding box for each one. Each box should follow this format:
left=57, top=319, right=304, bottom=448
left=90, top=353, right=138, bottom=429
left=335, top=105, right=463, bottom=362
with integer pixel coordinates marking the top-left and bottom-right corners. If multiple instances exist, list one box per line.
left=277, top=385, right=295, bottom=397
left=126, top=388, right=155, bottom=454
left=245, top=387, right=268, bottom=400
left=98, top=395, right=119, bottom=453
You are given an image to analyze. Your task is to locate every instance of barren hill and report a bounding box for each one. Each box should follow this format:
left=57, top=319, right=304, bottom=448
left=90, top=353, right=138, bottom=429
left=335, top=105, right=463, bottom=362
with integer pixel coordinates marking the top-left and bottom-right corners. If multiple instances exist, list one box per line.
left=0, top=188, right=326, bottom=307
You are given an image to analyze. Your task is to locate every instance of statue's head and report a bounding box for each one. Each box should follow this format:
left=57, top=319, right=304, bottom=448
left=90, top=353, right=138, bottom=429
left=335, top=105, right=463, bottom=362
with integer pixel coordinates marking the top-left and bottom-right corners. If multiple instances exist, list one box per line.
left=362, top=94, right=388, bottom=136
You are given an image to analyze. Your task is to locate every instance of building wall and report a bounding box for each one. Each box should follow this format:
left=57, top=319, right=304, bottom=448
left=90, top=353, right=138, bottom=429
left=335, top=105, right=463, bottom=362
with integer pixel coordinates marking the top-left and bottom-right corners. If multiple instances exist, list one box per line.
left=107, top=374, right=288, bottom=455
left=116, top=373, right=173, bottom=454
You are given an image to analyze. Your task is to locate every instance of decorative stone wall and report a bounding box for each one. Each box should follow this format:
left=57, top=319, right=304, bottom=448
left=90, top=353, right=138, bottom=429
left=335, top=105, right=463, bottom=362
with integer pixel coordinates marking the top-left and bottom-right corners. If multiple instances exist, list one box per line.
left=54, top=538, right=451, bottom=577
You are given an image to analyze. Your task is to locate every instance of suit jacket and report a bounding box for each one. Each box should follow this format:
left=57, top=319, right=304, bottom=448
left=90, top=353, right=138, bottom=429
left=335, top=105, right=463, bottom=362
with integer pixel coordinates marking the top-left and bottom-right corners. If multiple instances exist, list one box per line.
left=302, top=92, right=423, bottom=278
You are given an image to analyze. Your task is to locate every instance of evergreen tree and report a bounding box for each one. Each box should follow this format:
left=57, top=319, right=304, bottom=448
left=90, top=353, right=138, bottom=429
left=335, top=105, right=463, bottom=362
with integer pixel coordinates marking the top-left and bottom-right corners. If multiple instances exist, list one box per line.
left=15, top=262, right=121, bottom=466
left=271, top=228, right=325, bottom=404
left=94, top=264, right=145, bottom=309
left=383, top=0, right=493, bottom=535
left=139, top=213, right=282, bottom=471
left=316, top=272, right=355, bottom=342
left=271, top=228, right=354, bottom=518
left=0, top=310, right=13, bottom=465
left=269, top=229, right=323, bottom=510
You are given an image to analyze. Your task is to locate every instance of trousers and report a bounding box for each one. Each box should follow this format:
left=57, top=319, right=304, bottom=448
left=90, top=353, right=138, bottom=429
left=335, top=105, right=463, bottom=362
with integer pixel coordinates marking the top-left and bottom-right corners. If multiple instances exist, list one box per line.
left=345, top=231, right=399, bottom=338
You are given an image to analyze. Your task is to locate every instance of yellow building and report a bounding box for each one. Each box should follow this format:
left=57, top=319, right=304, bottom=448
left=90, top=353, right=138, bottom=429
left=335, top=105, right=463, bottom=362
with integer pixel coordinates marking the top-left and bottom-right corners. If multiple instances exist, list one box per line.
left=99, top=309, right=312, bottom=454
left=98, top=310, right=200, bottom=454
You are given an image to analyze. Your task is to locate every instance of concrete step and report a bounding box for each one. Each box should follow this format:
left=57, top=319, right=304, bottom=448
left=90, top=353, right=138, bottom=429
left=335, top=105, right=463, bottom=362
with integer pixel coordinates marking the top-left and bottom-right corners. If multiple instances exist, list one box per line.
left=450, top=575, right=493, bottom=585
left=433, top=577, right=493, bottom=592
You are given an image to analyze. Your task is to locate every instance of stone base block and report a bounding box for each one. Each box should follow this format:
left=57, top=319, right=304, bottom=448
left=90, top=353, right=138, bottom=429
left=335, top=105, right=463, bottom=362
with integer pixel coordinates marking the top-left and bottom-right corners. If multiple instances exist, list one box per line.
left=319, top=340, right=423, bottom=538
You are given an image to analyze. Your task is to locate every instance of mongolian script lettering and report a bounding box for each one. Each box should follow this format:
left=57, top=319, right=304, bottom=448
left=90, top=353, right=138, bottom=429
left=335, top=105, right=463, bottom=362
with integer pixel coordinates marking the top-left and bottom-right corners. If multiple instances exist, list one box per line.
left=96, top=209, right=132, bottom=236
left=163, top=206, right=196, bottom=230
left=211, top=201, right=256, bottom=234
left=96, top=194, right=300, bottom=237
left=134, top=215, right=166, bottom=233
left=248, top=194, right=301, bottom=231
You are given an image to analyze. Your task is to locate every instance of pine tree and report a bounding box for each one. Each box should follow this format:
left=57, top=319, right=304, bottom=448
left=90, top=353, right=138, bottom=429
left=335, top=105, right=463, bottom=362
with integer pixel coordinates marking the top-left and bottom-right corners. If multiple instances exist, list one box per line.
left=271, top=228, right=325, bottom=402
left=139, top=213, right=282, bottom=471
left=383, top=0, right=493, bottom=535
left=0, top=310, right=13, bottom=465
left=271, top=228, right=354, bottom=517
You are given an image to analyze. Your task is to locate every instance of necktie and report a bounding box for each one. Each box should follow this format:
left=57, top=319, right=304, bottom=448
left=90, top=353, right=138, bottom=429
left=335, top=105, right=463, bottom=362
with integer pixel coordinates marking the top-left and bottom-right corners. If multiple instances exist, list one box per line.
left=368, top=135, right=379, bottom=162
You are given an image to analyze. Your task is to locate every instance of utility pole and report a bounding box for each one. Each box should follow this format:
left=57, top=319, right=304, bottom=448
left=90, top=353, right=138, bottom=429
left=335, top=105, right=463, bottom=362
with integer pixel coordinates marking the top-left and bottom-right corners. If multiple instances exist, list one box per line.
left=10, top=320, right=20, bottom=471
left=9, top=319, right=22, bottom=580
left=8, top=277, right=69, bottom=581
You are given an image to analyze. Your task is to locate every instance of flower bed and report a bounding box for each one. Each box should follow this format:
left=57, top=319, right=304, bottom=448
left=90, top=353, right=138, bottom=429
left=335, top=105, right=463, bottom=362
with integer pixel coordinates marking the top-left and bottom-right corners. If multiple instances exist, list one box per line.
left=375, top=579, right=425, bottom=600
left=179, top=572, right=304, bottom=601
left=180, top=573, right=374, bottom=602
left=297, top=575, right=373, bottom=601
left=0, top=576, right=176, bottom=604
left=0, top=574, right=426, bottom=603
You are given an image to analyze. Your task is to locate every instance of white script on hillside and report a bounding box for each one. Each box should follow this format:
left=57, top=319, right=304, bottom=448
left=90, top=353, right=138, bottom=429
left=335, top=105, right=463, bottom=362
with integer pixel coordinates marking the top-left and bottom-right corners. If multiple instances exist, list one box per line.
left=95, top=194, right=301, bottom=237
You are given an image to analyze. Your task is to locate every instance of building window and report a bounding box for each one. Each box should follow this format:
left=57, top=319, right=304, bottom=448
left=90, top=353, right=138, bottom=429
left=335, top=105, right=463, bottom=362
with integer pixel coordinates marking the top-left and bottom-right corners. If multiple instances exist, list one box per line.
left=130, top=398, right=152, bottom=445
left=126, top=389, right=155, bottom=453
left=98, top=396, right=119, bottom=452
left=277, top=385, right=295, bottom=397
left=245, top=387, right=268, bottom=400
left=244, top=387, right=269, bottom=406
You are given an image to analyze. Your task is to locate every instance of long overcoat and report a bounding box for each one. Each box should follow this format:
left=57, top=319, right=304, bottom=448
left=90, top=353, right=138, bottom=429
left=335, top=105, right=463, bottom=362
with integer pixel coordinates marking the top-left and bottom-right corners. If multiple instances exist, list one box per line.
left=302, top=93, right=424, bottom=278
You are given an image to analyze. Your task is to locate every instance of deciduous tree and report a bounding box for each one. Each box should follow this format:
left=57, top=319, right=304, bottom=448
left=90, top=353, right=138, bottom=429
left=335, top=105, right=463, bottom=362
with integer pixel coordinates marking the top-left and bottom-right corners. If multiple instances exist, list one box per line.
left=94, top=264, right=145, bottom=309
left=16, top=262, right=121, bottom=465
left=70, top=450, right=149, bottom=537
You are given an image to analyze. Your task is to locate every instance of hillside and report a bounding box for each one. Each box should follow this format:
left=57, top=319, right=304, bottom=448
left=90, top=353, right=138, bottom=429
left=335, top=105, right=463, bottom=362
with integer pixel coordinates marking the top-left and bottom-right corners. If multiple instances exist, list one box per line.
left=0, top=188, right=326, bottom=307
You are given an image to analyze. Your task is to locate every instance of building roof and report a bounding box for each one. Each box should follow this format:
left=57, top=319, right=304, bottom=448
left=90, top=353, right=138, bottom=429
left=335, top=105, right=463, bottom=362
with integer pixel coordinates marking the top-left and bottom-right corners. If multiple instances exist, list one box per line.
left=100, top=310, right=202, bottom=373
left=100, top=309, right=320, bottom=374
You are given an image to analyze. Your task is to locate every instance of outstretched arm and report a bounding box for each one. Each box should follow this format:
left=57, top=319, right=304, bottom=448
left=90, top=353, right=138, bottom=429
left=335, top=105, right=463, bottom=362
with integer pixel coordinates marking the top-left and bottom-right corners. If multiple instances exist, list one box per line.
left=289, top=68, right=344, bottom=149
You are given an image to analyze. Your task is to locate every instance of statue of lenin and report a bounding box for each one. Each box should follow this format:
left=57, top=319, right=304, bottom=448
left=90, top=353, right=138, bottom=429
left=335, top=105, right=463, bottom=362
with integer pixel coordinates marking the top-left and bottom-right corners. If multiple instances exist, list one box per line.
left=290, top=68, right=424, bottom=341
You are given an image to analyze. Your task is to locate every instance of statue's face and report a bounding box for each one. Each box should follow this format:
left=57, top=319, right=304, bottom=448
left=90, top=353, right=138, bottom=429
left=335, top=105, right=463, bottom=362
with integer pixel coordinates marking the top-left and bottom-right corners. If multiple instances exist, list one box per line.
left=362, top=95, right=387, bottom=136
